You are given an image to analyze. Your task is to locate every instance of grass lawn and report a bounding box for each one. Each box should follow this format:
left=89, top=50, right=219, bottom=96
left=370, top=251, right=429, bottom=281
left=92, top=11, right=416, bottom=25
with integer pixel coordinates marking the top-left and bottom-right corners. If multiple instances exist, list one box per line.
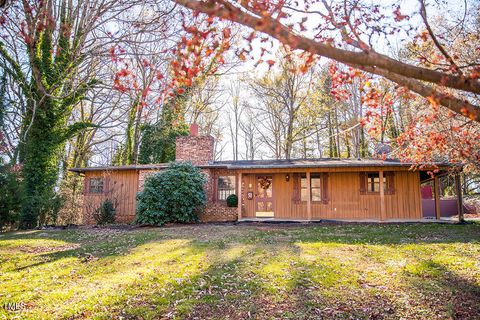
left=1, top=223, right=479, bottom=319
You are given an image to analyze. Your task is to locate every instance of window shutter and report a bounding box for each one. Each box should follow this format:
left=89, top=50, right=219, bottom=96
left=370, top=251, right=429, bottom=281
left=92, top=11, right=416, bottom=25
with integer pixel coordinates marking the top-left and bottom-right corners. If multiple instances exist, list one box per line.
left=292, top=173, right=300, bottom=203
left=359, top=172, right=367, bottom=195
left=322, top=173, right=329, bottom=204
left=84, top=177, right=89, bottom=194
left=104, top=176, right=110, bottom=195
left=385, top=171, right=395, bottom=195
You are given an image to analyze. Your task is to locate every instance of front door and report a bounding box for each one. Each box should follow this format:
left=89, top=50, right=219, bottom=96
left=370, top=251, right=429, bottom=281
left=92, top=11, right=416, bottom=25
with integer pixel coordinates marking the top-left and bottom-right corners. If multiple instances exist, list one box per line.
left=255, top=175, right=274, bottom=217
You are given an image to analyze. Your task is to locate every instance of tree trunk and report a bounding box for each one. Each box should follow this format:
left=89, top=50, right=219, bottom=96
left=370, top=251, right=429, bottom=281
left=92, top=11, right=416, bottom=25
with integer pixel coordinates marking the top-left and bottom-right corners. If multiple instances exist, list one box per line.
left=334, top=105, right=341, bottom=157
left=19, top=97, right=66, bottom=228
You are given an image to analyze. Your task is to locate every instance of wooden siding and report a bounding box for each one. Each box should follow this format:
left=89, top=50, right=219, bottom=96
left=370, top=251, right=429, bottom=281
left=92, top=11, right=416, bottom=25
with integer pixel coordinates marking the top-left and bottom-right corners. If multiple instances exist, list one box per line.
left=82, top=170, right=139, bottom=223
left=80, top=165, right=422, bottom=223
left=239, top=169, right=422, bottom=220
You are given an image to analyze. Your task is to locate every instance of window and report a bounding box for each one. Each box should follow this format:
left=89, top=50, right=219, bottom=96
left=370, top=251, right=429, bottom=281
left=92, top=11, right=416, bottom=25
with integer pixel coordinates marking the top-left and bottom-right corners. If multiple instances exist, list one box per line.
left=367, top=173, right=383, bottom=193
left=217, top=176, right=236, bottom=201
left=361, top=172, right=394, bottom=194
left=89, top=177, right=104, bottom=194
left=300, top=174, right=322, bottom=202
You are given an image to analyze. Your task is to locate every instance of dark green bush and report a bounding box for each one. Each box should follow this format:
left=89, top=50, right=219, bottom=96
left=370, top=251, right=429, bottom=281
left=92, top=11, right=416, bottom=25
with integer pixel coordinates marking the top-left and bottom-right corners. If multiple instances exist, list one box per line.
left=226, top=194, right=238, bottom=207
left=136, top=162, right=206, bottom=226
left=0, top=164, right=21, bottom=229
left=37, top=192, right=63, bottom=226
left=93, top=199, right=116, bottom=225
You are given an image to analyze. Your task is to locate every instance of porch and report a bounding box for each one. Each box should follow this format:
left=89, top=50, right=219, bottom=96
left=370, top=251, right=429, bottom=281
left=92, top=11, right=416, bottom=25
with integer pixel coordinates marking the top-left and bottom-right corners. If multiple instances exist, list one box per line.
left=227, top=164, right=464, bottom=222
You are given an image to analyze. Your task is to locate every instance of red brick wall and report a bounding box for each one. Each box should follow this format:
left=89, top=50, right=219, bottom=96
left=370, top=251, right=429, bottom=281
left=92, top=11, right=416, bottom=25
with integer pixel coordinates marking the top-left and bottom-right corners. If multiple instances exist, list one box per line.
left=200, top=168, right=238, bottom=222
left=175, top=135, right=214, bottom=165
left=199, top=204, right=238, bottom=222
left=138, top=170, right=160, bottom=192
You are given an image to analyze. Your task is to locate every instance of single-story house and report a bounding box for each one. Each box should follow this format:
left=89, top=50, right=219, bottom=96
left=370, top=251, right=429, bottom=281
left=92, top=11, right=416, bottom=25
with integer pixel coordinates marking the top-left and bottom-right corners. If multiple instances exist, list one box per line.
left=70, top=124, right=464, bottom=224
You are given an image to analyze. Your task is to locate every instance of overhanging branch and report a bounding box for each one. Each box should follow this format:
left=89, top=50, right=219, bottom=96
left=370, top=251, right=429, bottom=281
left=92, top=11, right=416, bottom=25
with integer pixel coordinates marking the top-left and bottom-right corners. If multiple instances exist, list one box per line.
left=174, top=0, right=480, bottom=121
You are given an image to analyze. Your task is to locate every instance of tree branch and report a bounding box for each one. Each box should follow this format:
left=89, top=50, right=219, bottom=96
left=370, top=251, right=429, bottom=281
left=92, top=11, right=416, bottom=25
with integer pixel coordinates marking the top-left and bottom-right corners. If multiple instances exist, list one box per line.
left=174, top=0, right=480, bottom=120
left=355, top=64, right=480, bottom=121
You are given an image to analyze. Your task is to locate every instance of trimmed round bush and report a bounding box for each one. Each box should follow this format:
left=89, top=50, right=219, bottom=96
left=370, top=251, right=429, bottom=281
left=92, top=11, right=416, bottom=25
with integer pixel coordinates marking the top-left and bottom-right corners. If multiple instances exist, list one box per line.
left=136, top=162, right=206, bottom=225
left=226, top=194, right=238, bottom=207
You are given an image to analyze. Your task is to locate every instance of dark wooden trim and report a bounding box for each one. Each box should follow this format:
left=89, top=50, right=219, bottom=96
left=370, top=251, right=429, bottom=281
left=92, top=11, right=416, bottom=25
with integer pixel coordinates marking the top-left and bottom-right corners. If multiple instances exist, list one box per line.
left=322, top=172, right=329, bottom=204
left=292, top=173, right=300, bottom=203
left=380, top=170, right=386, bottom=221
left=359, top=172, right=367, bottom=195
left=385, top=171, right=395, bottom=195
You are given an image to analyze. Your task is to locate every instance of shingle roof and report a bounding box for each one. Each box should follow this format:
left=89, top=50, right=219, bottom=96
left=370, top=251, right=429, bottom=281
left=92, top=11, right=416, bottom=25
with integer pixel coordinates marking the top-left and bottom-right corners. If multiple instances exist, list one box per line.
left=69, top=158, right=451, bottom=173
left=69, top=164, right=170, bottom=172
left=213, top=158, right=415, bottom=169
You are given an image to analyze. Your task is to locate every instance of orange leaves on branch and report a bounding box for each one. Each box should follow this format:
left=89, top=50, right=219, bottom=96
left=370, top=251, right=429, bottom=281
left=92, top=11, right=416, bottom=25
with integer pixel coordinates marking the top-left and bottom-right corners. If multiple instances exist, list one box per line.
left=117, top=69, right=131, bottom=77
left=109, top=46, right=118, bottom=62
left=329, top=62, right=355, bottom=100
left=238, top=51, right=247, bottom=61
left=245, top=31, right=256, bottom=43
left=113, top=67, right=134, bottom=93
left=164, top=14, right=232, bottom=103
left=266, top=59, right=275, bottom=70
left=222, top=27, right=231, bottom=38
left=393, top=7, right=408, bottom=22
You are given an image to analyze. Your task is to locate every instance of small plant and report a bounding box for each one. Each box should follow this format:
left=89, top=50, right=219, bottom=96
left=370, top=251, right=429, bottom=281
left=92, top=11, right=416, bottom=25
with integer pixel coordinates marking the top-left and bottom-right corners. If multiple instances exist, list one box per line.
left=226, top=194, right=238, bottom=207
left=93, top=199, right=116, bottom=225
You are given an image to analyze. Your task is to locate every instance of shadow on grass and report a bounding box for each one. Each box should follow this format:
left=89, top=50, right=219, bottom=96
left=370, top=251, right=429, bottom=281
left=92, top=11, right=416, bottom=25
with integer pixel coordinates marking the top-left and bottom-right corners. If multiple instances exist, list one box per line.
left=0, top=228, right=165, bottom=272
left=2, top=222, right=479, bottom=272
left=401, top=259, right=480, bottom=319
left=240, top=222, right=480, bottom=245
left=1, top=223, right=479, bottom=319
left=113, top=238, right=480, bottom=320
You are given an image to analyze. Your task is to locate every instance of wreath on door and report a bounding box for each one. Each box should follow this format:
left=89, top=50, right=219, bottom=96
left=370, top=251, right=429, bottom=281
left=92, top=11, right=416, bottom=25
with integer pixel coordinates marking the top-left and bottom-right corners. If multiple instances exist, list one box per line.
left=258, top=176, right=272, bottom=189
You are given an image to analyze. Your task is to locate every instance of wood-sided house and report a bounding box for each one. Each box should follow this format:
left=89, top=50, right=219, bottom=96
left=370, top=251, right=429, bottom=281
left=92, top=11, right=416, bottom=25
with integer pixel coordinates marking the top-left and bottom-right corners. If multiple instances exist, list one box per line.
left=70, top=125, right=463, bottom=224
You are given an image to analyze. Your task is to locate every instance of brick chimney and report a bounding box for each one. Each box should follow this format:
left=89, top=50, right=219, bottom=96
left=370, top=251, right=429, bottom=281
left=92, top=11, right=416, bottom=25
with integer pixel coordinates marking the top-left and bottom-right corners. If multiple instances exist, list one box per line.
left=175, top=124, right=214, bottom=165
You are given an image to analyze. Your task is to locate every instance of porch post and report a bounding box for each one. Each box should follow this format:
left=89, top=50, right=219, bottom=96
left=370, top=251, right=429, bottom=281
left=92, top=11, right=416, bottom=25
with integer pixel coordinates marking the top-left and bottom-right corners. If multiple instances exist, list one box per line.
left=237, top=172, right=242, bottom=221
left=455, top=173, right=464, bottom=223
left=434, top=175, right=441, bottom=220
left=306, top=171, right=312, bottom=220
left=379, top=170, right=385, bottom=221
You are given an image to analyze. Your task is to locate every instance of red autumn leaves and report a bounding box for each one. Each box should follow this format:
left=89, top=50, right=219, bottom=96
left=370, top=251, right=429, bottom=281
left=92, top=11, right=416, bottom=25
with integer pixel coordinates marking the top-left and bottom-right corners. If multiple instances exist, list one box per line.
left=110, top=12, right=231, bottom=108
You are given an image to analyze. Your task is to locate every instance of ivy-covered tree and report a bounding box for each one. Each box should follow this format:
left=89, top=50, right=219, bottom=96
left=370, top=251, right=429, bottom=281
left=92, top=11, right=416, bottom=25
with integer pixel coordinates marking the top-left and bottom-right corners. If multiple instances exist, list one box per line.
left=0, top=2, right=98, bottom=228
left=0, top=0, right=153, bottom=228
left=138, top=101, right=189, bottom=164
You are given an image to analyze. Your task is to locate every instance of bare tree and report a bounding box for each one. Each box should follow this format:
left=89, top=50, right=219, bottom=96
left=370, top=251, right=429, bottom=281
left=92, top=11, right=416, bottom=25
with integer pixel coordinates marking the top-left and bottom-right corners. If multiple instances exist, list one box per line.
left=239, top=103, right=259, bottom=160
left=227, top=80, right=243, bottom=160
left=247, top=52, right=322, bottom=159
